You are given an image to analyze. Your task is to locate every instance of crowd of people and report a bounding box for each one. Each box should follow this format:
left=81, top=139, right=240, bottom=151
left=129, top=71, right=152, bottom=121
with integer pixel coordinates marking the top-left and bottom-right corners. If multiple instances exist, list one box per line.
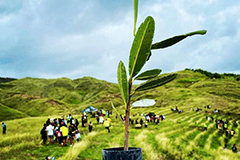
left=171, top=107, right=184, bottom=113
left=92, top=110, right=112, bottom=132
left=215, top=118, right=237, bottom=135
left=40, top=111, right=112, bottom=146
left=172, top=106, right=239, bottom=153
left=214, top=118, right=239, bottom=153
left=40, top=114, right=81, bottom=146
left=2, top=106, right=239, bottom=157
left=116, top=112, right=166, bottom=129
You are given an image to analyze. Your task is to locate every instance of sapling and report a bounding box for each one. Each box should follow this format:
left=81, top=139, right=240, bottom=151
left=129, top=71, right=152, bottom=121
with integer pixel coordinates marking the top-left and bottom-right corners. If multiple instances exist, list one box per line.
left=114, top=0, right=207, bottom=151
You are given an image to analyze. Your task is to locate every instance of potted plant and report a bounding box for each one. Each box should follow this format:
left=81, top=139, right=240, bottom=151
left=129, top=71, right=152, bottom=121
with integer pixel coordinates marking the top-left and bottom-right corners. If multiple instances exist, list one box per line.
left=102, top=0, right=207, bottom=159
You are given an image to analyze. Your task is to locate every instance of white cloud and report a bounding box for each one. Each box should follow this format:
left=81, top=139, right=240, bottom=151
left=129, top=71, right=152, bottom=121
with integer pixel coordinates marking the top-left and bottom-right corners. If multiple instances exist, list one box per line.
left=0, top=0, right=240, bottom=82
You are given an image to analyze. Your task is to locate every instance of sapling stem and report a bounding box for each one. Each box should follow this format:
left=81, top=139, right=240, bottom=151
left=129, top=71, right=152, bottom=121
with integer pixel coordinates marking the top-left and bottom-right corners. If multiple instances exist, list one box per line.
left=124, top=79, right=132, bottom=150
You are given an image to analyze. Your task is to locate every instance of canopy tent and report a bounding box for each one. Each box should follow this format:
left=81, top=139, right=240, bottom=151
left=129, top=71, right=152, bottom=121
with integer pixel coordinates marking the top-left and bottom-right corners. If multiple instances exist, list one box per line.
left=81, top=106, right=98, bottom=113
left=132, top=99, right=156, bottom=107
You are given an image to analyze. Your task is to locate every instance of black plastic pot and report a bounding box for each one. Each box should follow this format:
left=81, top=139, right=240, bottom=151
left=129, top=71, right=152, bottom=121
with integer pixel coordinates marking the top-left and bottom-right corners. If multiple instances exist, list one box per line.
left=102, top=147, right=142, bottom=160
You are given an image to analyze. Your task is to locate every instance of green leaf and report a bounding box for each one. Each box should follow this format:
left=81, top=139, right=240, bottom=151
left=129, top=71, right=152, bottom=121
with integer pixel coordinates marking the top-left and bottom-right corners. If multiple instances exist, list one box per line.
left=129, top=16, right=155, bottom=78
left=146, top=51, right=152, bottom=61
left=111, top=101, right=124, bottom=124
left=117, top=61, right=128, bottom=106
left=151, top=30, right=207, bottom=50
left=135, top=69, right=162, bottom=80
left=133, top=0, right=138, bottom=36
left=135, top=74, right=177, bottom=91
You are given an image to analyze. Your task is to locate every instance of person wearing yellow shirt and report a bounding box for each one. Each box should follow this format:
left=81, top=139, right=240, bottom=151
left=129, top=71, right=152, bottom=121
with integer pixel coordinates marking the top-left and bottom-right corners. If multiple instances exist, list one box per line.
left=230, top=129, right=235, bottom=137
left=60, top=122, right=68, bottom=146
left=104, top=119, right=111, bottom=133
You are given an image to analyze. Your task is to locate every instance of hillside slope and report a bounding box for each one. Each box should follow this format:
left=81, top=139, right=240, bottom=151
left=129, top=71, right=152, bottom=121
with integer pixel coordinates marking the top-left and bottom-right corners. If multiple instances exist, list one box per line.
left=0, top=70, right=239, bottom=120
left=0, top=103, right=28, bottom=121
left=0, top=76, right=122, bottom=118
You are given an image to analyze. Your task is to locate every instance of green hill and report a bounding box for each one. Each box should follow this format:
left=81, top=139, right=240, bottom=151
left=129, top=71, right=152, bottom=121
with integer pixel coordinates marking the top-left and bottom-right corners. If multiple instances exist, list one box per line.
left=0, top=69, right=240, bottom=160
left=0, top=76, right=122, bottom=119
left=0, top=69, right=239, bottom=120
left=0, top=103, right=28, bottom=121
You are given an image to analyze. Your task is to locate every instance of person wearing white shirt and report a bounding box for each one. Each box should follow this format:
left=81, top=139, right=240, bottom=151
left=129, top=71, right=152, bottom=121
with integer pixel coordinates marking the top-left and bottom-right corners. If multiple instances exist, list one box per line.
left=99, top=116, right=104, bottom=124
left=46, top=123, right=55, bottom=143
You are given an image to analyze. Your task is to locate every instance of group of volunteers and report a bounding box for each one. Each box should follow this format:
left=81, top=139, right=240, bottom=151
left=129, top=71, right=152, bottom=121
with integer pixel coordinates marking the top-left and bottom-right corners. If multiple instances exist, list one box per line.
left=40, top=111, right=112, bottom=146
left=171, top=107, right=184, bottom=113
left=93, top=110, right=112, bottom=133
left=116, top=112, right=165, bottom=129
left=40, top=114, right=81, bottom=146
left=215, top=118, right=239, bottom=153
left=215, top=119, right=237, bottom=135
left=194, top=107, right=239, bottom=153
left=174, top=106, right=239, bottom=153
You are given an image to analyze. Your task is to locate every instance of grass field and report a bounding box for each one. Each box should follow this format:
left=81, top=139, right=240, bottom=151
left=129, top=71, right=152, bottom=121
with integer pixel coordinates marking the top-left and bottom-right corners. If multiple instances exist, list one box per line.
left=1, top=70, right=240, bottom=159
left=0, top=106, right=239, bottom=160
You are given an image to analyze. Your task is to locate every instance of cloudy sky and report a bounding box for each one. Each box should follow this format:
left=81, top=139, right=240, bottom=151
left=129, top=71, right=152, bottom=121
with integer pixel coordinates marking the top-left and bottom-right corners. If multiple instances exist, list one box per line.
left=0, top=0, right=239, bottom=82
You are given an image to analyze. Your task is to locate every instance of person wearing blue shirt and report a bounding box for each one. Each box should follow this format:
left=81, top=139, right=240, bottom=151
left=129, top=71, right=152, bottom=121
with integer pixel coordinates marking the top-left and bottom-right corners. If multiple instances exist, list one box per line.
left=68, top=114, right=72, bottom=121
left=2, top=122, right=6, bottom=134
left=232, top=144, right=237, bottom=153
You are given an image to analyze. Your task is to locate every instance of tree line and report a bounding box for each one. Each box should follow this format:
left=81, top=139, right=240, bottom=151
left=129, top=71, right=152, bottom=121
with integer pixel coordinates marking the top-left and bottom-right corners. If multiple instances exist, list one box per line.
left=0, top=77, right=17, bottom=83
left=185, top=68, right=240, bottom=81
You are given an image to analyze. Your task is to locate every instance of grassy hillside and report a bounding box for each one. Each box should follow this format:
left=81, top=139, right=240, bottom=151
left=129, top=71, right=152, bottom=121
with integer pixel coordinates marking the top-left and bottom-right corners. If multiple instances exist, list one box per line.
left=0, top=103, right=28, bottom=121
left=0, top=76, right=122, bottom=118
left=0, top=69, right=240, bottom=159
left=0, top=69, right=240, bottom=120
left=131, top=70, right=240, bottom=118
left=0, top=107, right=239, bottom=160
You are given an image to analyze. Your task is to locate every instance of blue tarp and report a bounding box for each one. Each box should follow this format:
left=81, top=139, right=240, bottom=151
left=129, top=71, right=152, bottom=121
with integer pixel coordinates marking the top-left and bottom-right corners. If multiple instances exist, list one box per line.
left=81, top=106, right=98, bottom=113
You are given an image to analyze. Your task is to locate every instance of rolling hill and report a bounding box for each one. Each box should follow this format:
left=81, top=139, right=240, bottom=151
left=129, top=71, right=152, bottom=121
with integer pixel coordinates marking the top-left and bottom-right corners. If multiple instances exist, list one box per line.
left=0, top=69, right=240, bottom=160
left=0, top=69, right=239, bottom=120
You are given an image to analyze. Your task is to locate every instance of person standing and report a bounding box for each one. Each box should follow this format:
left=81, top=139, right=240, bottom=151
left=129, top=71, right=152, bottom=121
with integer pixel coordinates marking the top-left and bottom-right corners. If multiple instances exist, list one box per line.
left=224, top=142, right=228, bottom=149
left=225, top=129, right=229, bottom=137
left=82, top=115, right=85, bottom=127
left=135, top=118, right=139, bottom=124
left=2, top=122, right=6, bottom=134
left=89, top=121, right=93, bottom=132
left=131, top=119, right=134, bottom=126
left=234, top=120, right=238, bottom=127
left=56, top=126, right=62, bottom=145
left=156, top=118, right=160, bottom=125
left=60, top=122, right=68, bottom=146
left=99, top=116, right=104, bottom=124
left=140, top=119, right=143, bottom=127
left=68, top=114, right=72, bottom=121
left=232, top=144, right=237, bottom=153
left=75, top=127, right=81, bottom=142
left=46, top=123, right=55, bottom=144
left=104, top=119, right=111, bottom=133
left=145, top=121, right=148, bottom=128
left=75, top=118, right=79, bottom=127
left=40, top=124, right=47, bottom=144
left=68, top=124, right=75, bottom=146
left=215, top=119, right=219, bottom=129
left=230, top=129, right=235, bottom=137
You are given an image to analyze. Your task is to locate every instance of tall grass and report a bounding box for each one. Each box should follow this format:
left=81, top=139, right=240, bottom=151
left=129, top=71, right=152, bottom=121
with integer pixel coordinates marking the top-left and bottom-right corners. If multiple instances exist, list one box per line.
left=135, top=130, right=162, bottom=160
left=58, top=131, right=99, bottom=160
left=0, top=106, right=239, bottom=159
